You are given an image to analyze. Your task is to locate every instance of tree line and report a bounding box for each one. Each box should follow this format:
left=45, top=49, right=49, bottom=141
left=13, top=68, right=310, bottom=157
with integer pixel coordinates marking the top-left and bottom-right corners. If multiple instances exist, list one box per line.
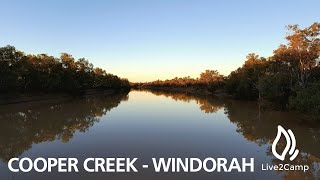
left=135, top=22, right=320, bottom=115
left=133, top=69, right=225, bottom=93
left=0, top=46, right=130, bottom=93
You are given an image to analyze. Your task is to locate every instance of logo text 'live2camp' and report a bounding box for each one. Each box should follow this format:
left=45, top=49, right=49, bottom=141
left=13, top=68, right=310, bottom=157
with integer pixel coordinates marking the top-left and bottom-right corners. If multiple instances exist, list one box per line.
left=261, top=125, right=309, bottom=172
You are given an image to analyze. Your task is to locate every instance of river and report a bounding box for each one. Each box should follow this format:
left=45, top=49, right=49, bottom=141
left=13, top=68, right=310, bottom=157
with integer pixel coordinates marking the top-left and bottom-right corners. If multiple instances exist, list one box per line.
left=0, top=90, right=319, bottom=180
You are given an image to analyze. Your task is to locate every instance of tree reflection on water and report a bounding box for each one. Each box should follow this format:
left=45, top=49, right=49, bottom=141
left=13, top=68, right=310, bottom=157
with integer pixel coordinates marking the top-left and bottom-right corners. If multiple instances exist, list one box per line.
left=1, top=90, right=320, bottom=179
left=0, top=92, right=129, bottom=162
left=141, top=89, right=320, bottom=179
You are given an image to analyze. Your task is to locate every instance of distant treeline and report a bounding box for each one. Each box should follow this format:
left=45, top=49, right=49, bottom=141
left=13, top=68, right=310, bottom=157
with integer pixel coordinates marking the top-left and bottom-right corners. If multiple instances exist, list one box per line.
left=133, top=69, right=225, bottom=93
left=0, top=46, right=130, bottom=93
left=135, top=22, right=320, bottom=115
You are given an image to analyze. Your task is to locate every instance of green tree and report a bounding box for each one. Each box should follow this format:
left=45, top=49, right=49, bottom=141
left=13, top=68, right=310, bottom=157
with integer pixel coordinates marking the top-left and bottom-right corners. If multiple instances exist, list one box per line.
left=0, top=45, right=129, bottom=93
left=225, top=53, right=267, bottom=99
left=273, top=22, right=320, bottom=89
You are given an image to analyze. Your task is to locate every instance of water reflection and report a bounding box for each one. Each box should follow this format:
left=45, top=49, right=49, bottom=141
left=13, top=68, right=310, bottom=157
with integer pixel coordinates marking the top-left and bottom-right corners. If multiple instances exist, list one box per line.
left=142, top=89, right=225, bottom=113
left=224, top=100, right=320, bottom=179
left=140, top=89, right=320, bottom=179
left=0, top=90, right=320, bottom=179
left=0, top=92, right=129, bottom=162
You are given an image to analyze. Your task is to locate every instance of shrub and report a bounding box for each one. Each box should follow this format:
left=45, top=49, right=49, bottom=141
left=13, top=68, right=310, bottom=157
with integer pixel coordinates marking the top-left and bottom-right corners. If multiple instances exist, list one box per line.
left=289, top=82, right=320, bottom=115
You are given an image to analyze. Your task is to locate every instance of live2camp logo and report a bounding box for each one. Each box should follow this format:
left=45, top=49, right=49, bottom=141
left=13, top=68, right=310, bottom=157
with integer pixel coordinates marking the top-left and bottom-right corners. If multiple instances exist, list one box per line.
left=261, top=125, right=309, bottom=172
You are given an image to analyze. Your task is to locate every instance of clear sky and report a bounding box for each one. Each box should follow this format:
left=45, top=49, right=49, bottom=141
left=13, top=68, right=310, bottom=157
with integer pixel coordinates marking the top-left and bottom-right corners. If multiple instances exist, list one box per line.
left=1, top=0, right=319, bottom=82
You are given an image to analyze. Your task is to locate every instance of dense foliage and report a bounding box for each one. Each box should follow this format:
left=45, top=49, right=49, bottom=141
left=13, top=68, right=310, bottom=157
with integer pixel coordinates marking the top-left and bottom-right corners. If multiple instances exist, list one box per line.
left=0, top=46, right=129, bottom=93
left=225, top=22, right=320, bottom=114
left=289, top=82, right=320, bottom=114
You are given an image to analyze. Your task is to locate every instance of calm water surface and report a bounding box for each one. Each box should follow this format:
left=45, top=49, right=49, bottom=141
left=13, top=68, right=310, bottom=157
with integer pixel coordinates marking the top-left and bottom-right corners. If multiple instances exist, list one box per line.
left=0, top=90, right=319, bottom=180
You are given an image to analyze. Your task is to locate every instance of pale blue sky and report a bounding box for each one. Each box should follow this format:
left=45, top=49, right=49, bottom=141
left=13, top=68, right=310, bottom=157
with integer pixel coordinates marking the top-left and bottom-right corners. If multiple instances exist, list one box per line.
left=1, top=0, right=319, bottom=82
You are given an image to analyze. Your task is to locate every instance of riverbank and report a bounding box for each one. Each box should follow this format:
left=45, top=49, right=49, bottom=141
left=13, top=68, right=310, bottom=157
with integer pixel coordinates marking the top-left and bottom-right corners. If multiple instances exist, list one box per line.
left=0, top=89, right=128, bottom=106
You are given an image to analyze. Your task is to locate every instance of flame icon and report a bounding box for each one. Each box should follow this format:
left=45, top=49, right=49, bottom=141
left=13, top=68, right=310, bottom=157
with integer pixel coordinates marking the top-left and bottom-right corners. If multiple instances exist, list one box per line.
left=272, top=125, right=299, bottom=161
